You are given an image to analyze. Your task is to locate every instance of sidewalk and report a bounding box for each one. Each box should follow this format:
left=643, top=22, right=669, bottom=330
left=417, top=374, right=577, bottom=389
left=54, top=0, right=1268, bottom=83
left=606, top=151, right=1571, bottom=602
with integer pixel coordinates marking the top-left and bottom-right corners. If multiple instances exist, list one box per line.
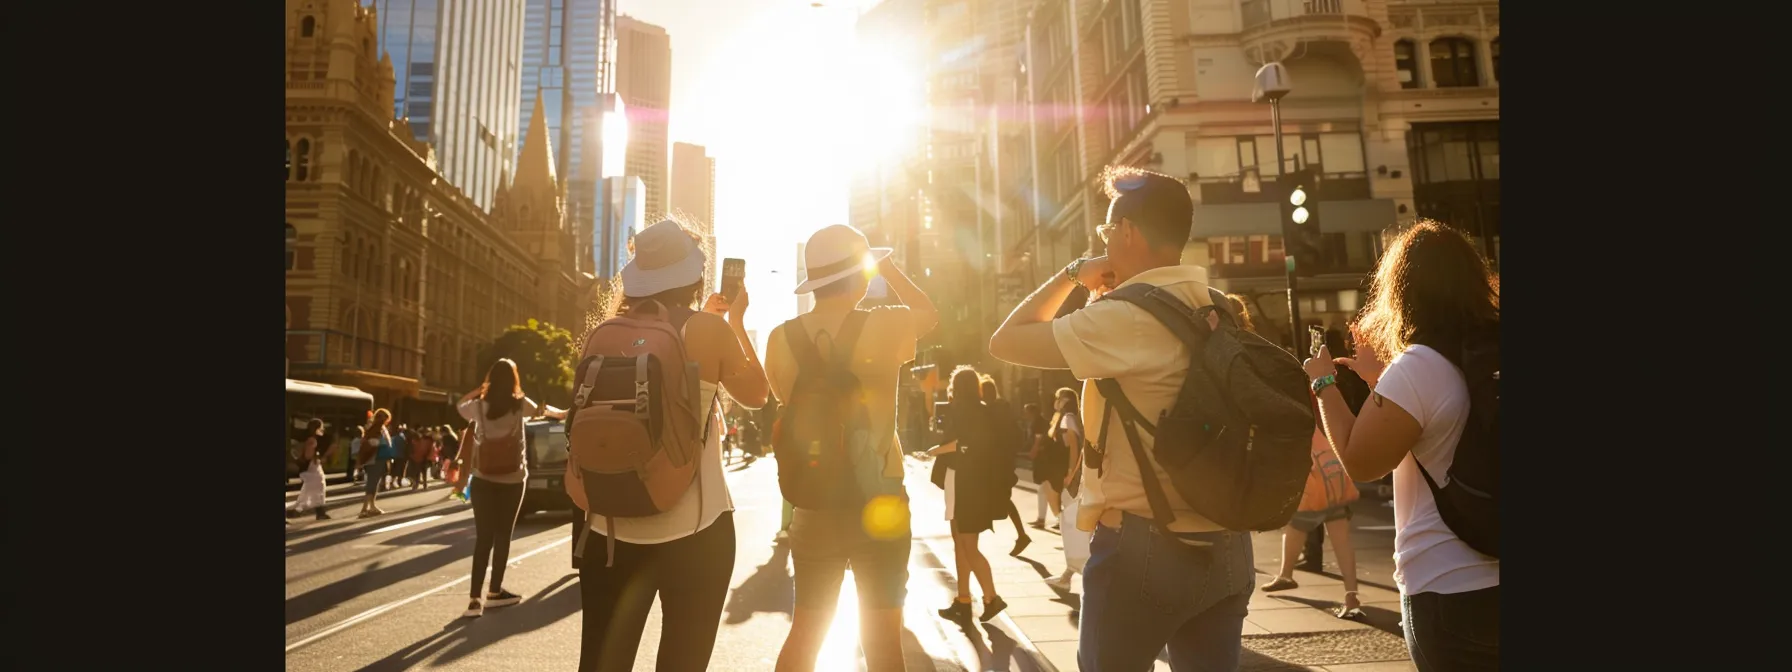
left=907, top=455, right=1413, bottom=672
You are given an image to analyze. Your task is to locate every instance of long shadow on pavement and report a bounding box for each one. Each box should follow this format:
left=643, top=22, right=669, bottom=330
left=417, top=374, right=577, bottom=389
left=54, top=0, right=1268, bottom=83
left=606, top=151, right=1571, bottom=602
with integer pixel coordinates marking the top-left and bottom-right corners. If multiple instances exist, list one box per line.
left=285, top=518, right=564, bottom=626
left=723, top=544, right=793, bottom=625
left=359, top=572, right=582, bottom=671
left=1272, top=595, right=1405, bottom=639
left=285, top=504, right=465, bottom=556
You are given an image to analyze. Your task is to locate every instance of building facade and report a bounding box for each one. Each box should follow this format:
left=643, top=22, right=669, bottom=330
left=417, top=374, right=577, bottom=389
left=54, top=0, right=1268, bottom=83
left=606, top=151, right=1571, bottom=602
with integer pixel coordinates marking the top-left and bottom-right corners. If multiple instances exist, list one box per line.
left=364, top=0, right=525, bottom=213
left=288, top=0, right=584, bottom=422
left=615, top=15, right=673, bottom=222
left=670, top=141, right=718, bottom=292
left=1009, top=0, right=1497, bottom=348
left=519, top=0, right=624, bottom=280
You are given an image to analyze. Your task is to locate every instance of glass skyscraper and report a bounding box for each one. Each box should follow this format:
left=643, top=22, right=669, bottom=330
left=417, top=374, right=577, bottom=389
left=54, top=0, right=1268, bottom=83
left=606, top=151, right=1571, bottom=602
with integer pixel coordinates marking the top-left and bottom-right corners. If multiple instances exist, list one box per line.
left=519, top=0, right=616, bottom=183
left=365, top=0, right=523, bottom=212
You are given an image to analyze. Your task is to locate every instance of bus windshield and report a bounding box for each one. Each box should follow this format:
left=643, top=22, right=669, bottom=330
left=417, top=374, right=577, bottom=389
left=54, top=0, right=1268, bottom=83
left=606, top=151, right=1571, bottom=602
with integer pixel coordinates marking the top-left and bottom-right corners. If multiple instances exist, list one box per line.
left=286, top=379, right=374, bottom=478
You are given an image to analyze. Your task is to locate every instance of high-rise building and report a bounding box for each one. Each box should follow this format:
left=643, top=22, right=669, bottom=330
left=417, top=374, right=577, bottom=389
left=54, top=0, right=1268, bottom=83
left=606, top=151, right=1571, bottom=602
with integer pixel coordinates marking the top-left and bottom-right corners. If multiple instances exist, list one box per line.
left=1016, top=0, right=1499, bottom=348
left=518, top=0, right=624, bottom=278
left=596, top=175, right=645, bottom=278
left=287, top=0, right=583, bottom=422
left=670, top=141, right=717, bottom=292
left=365, top=0, right=525, bottom=212
left=615, top=15, right=673, bottom=221
left=849, top=0, right=927, bottom=267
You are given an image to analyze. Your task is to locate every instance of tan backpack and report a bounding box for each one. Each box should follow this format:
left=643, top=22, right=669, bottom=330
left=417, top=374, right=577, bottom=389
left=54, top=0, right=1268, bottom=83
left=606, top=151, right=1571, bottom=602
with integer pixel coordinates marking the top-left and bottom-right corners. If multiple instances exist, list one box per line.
left=565, top=301, right=710, bottom=565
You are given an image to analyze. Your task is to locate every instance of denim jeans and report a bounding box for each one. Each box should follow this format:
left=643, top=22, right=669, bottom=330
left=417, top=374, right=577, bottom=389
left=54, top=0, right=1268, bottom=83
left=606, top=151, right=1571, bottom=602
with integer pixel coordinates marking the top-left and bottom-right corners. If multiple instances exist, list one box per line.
left=1078, top=512, right=1255, bottom=672
left=1402, top=586, right=1500, bottom=671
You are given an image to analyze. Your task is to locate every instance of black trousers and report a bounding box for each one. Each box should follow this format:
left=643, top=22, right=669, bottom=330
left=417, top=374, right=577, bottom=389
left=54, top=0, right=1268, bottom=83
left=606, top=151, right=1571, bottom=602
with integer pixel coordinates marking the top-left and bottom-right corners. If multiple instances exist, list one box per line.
left=469, top=478, right=526, bottom=599
left=578, top=512, right=736, bottom=672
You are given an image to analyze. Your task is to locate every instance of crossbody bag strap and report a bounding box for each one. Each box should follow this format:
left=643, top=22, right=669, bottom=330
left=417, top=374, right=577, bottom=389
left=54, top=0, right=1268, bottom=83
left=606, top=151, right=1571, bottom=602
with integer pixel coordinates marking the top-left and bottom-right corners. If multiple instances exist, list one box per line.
left=1094, top=378, right=1176, bottom=528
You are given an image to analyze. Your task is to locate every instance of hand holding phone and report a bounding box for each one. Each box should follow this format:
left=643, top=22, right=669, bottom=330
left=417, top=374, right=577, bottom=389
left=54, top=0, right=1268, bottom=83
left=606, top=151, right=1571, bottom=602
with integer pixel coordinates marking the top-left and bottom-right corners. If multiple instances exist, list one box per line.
left=721, top=258, right=746, bottom=304
left=1308, top=325, right=1326, bottom=358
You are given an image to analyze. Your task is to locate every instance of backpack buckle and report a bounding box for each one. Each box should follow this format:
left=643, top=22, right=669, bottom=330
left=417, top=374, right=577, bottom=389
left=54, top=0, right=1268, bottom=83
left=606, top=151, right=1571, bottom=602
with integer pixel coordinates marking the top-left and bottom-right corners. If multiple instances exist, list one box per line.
left=634, top=380, right=650, bottom=420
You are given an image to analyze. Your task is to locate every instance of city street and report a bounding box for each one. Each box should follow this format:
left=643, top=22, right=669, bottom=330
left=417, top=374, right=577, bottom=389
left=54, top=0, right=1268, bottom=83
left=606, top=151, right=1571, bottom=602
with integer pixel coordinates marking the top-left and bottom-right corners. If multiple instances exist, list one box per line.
left=285, top=456, right=1412, bottom=671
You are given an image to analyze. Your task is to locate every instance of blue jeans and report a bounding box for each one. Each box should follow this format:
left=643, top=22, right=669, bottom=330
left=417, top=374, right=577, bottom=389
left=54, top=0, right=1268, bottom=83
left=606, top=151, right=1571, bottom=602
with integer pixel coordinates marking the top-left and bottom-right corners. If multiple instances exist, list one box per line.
left=1079, top=512, right=1255, bottom=672
left=1402, top=586, right=1500, bottom=671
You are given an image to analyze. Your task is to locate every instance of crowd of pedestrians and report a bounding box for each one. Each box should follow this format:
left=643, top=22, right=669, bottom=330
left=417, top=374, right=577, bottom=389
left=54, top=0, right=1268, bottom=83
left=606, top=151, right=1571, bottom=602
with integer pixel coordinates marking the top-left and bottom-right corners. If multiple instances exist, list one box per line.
left=287, top=166, right=1499, bottom=670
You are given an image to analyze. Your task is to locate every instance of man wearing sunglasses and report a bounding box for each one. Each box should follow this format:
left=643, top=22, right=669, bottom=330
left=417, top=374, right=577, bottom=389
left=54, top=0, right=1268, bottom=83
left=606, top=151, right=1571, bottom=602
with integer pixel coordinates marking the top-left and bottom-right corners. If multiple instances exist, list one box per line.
left=989, top=167, right=1255, bottom=672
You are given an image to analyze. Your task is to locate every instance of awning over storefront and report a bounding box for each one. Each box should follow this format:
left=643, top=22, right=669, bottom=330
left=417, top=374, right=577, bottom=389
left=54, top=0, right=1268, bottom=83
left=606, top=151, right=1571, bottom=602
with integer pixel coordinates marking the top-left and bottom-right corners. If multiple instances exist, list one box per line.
left=1192, top=199, right=1398, bottom=237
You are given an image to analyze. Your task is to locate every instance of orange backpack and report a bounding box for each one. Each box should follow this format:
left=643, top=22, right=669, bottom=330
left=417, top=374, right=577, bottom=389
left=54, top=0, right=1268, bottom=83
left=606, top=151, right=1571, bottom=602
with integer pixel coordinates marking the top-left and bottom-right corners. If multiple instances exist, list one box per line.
left=565, top=301, right=710, bottom=565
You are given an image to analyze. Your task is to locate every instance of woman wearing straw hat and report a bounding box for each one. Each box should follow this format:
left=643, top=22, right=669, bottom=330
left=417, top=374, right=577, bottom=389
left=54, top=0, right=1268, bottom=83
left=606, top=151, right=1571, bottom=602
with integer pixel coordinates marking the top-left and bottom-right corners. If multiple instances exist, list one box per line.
left=577, top=218, right=770, bottom=672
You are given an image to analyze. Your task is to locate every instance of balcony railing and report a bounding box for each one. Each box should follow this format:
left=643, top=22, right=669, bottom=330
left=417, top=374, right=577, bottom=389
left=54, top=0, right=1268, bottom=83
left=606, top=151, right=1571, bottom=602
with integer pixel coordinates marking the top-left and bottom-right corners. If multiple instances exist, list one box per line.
left=1242, top=0, right=1355, bottom=29
left=286, top=329, right=422, bottom=380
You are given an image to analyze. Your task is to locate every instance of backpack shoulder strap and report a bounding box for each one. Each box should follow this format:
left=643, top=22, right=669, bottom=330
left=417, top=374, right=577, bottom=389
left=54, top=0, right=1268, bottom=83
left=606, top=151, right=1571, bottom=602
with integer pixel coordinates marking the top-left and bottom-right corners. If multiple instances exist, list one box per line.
left=1205, top=286, right=1238, bottom=329
left=1100, top=283, right=1208, bottom=352
left=1094, top=378, right=1176, bottom=528
left=781, top=317, right=826, bottom=372
left=829, top=310, right=872, bottom=370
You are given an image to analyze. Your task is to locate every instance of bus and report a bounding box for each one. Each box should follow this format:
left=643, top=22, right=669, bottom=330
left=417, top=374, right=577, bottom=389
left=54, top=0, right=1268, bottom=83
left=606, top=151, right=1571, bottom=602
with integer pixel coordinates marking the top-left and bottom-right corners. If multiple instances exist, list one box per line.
left=286, top=379, right=374, bottom=480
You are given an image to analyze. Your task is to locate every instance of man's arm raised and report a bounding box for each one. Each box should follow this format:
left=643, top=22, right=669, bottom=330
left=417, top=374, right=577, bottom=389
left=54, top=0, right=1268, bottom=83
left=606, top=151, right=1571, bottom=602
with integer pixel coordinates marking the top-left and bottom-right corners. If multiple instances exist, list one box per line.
left=988, top=257, right=1112, bottom=369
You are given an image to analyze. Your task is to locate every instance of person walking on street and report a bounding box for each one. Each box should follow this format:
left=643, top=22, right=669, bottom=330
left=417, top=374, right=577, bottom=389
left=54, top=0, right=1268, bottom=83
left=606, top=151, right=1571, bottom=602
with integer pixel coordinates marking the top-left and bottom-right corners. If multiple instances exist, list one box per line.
left=989, top=167, right=1258, bottom=671
left=354, top=410, right=394, bottom=518
left=928, top=366, right=1014, bottom=623
left=1035, top=388, right=1079, bottom=529
left=978, top=376, right=1033, bottom=556
left=573, top=219, right=769, bottom=672
left=1021, top=402, right=1050, bottom=527
left=409, top=427, right=436, bottom=491
left=289, top=419, right=336, bottom=520
left=387, top=424, right=409, bottom=490
left=1306, top=221, right=1500, bottom=671
left=455, top=358, right=568, bottom=619
left=768, top=224, right=938, bottom=672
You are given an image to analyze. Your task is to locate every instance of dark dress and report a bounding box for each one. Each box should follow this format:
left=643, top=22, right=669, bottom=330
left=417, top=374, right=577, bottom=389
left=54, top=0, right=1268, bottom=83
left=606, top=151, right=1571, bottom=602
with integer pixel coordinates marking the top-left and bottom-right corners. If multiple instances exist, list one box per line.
left=1032, top=413, right=1075, bottom=491
left=931, top=401, right=1010, bottom=534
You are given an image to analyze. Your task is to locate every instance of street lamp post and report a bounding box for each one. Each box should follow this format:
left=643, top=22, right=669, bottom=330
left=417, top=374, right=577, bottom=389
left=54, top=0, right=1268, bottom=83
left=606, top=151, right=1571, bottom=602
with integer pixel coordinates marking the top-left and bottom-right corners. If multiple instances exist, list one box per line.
left=1252, top=61, right=1305, bottom=355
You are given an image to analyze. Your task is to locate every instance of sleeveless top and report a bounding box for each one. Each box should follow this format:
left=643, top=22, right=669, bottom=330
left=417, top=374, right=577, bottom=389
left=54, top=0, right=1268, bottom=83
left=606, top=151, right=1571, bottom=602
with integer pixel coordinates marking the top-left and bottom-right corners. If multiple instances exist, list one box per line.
left=587, top=380, right=732, bottom=544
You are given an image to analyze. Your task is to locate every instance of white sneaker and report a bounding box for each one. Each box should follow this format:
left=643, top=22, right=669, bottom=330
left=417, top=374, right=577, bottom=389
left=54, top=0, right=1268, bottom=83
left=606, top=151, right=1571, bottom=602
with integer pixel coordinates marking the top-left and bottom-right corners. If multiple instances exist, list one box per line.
left=1045, top=574, right=1074, bottom=590
left=463, top=598, right=484, bottom=618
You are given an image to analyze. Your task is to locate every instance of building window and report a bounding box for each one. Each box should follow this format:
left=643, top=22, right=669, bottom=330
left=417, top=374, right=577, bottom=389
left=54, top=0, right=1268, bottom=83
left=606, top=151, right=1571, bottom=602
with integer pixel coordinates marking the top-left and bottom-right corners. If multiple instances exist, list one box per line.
left=286, top=224, right=297, bottom=271
left=1491, top=38, right=1499, bottom=83
left=285, top=139, right=293, bottom=180
left=1394, top=40, right=1420, bottom=89
left=1429, top=37, right=1479, bottom=88
left=294, top=138, right=312, bottom=181
left=301, top=16, right=315, bottom=38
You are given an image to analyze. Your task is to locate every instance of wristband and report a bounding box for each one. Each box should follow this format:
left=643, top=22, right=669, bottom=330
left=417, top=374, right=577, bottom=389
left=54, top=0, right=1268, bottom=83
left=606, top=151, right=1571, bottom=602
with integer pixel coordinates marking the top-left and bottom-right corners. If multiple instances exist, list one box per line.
left=1310, top=374, right=1337, bottom=395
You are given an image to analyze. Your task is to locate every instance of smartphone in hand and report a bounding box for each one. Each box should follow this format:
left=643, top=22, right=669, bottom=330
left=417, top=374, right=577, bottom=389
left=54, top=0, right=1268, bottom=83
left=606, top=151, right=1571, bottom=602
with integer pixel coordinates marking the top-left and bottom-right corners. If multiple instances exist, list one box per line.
left=721, top=258, right=746, bottom=303
left=1308, top=325, right=1326, bottom=358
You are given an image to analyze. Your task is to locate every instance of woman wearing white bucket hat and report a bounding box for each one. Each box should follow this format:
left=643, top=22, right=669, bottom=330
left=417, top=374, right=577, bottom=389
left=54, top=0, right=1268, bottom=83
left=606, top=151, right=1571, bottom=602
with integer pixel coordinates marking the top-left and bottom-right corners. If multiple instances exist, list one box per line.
left=576, top=218, right=770, bottom=672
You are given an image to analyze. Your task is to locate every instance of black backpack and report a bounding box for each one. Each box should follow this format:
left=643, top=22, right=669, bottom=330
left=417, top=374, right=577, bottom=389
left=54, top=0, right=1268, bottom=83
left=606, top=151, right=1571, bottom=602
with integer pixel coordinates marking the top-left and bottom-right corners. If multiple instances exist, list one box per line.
left=772, top=311, right=888, bottom=510
left=1416, top=329, right=1499, bottom=558
left=1092, top=285, right=1315, bottom=532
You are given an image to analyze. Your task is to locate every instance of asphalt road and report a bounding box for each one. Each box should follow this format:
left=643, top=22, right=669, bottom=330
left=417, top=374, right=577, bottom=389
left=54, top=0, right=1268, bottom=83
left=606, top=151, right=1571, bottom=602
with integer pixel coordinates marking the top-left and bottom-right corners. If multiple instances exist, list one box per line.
left=284, top=455, right=1400, bottom=671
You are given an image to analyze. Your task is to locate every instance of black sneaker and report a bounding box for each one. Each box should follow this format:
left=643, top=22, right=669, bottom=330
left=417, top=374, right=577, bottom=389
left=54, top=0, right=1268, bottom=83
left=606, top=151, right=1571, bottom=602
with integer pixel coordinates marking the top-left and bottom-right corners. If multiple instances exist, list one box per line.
left=938, top=601, right=972, bottom=622
left=463, top=599, right=484, bottom=618
left=980, top=597, right=1009, bottom=622
left=485, top=589, right=522, bottom=608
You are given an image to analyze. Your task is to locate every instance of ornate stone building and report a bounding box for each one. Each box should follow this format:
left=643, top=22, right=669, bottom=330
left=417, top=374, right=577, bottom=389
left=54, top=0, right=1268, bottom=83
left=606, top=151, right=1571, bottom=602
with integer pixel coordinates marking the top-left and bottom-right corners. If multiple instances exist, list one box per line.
left=285, top=0, right=587, bottom=423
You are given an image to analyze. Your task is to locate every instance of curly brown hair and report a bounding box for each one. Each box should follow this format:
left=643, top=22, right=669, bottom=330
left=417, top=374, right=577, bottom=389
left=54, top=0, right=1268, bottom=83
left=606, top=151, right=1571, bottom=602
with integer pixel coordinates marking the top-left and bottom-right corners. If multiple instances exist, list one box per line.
left=1355, top=220, right=1499, bottom=358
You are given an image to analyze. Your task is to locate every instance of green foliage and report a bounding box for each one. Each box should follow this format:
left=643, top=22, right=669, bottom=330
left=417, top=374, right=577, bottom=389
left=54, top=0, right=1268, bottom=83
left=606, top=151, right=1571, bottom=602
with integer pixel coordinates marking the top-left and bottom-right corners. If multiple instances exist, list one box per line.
left=478, top=319, right=577, bottom=408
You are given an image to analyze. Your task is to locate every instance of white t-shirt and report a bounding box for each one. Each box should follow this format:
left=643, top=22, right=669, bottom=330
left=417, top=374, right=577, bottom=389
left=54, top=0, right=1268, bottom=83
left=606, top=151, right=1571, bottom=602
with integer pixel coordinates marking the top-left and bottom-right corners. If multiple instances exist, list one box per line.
left=1057, top=413, right=1083, bottom=442
left=589, top=381, right=734, bottom=544
left=457, top=396, right=540, bottom=484
left=1373, top=344, right=1499, bottom=596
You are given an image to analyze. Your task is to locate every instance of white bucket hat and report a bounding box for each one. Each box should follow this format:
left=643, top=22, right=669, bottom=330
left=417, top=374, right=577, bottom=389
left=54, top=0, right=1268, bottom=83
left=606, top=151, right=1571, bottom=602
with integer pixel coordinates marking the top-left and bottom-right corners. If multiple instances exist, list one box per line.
left=621, top=219, right=707, bottom=298
left=794, top=225, right=893, bottom=294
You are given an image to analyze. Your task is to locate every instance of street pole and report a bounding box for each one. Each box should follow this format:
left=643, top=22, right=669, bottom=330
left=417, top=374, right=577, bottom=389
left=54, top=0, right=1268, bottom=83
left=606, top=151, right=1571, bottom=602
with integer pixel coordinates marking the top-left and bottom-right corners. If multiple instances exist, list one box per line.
left=1254, top=61, right=1304, bottom=355
left=1271, top=98, right=1304, bottom=356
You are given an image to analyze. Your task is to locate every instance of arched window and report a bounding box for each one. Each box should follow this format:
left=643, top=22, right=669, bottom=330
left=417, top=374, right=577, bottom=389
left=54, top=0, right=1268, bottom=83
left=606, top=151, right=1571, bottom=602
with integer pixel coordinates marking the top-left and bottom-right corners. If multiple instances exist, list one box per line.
left=285, top=139, right=293, bottom=180
left=286, top=223, right=298, bottom=271
left=342, top=233, right=354, bottom=277
left=1491, top=37, right=1499, bottom=83
left=301, top=16, right=315, bottom=38
left=1428, top=37, right=1479, bottom=88
left=1394, top=40, right=1420, bottom=89
left=294, top=138, right=312, bottom=181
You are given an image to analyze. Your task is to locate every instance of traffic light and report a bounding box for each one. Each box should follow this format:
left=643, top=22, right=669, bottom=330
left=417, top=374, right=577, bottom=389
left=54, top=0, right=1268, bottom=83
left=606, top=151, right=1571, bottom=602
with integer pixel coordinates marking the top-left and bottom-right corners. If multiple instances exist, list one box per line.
left=1280, top=168, right=1325, bottom=277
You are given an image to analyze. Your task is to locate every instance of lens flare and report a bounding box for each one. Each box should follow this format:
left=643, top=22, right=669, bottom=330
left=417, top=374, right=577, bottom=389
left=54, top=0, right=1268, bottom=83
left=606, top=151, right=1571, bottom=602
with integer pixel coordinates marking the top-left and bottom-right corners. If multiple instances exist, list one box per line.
left=861, top=495, right=909, bottom=540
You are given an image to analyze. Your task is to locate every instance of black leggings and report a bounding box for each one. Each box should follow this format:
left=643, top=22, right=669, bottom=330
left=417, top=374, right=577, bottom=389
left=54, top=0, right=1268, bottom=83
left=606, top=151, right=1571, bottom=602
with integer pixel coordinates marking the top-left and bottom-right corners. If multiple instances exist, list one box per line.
left=578, top=512, right=736, bottom=672
left=469, top=478, right=526, bottom=599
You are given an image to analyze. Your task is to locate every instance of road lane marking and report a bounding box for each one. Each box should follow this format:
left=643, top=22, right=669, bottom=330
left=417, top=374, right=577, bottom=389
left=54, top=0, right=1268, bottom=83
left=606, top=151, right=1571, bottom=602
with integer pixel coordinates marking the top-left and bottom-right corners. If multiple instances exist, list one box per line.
left=284, top=535, right=572, bottom=654
left=365, top=515, right=445, bottom=535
